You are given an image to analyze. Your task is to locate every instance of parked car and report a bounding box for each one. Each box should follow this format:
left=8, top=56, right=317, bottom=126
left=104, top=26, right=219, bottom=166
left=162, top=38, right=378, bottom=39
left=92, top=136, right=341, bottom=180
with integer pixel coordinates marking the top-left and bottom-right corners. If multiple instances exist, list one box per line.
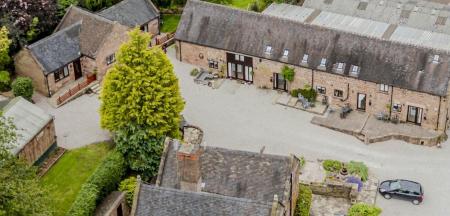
left=378, top=179, right=424, bottom=205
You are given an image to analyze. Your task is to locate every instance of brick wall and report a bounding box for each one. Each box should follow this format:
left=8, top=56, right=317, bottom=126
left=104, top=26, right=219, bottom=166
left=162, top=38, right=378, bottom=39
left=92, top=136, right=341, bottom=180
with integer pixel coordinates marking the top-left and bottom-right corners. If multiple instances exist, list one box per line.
left=147, top=18, right=159, bottom=35
left=47, top=62, right=77, bottom=96
left=178, top=41, right=448, bottom=131
left=14, top=49, right=48, bottom=95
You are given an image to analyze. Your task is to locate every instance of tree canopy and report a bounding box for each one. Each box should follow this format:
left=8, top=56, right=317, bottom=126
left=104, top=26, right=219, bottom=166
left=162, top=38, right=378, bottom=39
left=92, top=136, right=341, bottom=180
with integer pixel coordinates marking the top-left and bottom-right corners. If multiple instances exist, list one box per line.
left=100, top=28, right=184, bottom=178
left=0, top=27, right=11, bottom=71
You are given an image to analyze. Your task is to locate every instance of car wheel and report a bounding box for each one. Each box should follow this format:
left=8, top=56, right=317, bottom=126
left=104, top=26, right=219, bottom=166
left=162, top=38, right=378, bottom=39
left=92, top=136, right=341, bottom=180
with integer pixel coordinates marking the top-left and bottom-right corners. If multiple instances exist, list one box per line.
left=412, top=200, right=420, bottom=205
left=383, top=194, right=392, bottom=199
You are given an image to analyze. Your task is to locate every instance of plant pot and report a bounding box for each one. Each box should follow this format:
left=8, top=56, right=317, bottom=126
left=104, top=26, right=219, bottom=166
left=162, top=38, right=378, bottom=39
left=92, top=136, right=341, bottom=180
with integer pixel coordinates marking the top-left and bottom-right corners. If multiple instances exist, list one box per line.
left=340, top=167, right=348, bottom=176
left=87, top=73, right=97, bottom=82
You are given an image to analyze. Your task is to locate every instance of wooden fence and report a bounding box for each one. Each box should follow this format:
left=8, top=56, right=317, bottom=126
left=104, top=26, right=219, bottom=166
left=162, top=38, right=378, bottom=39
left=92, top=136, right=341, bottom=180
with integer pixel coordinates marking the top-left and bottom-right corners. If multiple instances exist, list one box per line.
left=56, top=78, right=95, bottom=105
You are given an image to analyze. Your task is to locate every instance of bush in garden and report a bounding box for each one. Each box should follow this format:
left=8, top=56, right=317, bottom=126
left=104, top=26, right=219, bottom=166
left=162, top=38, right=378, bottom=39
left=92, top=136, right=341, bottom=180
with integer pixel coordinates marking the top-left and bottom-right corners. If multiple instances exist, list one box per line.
left=0, top=71, right=10, bottom=91
left=294, top=185, right=312, bottom=216
left=281, top=65, right=295, bottom=82
left=347, top=161, right=369, bottom=182
left=190, top=68, right=199, bottom=76
left=119, top=176, right=137, bottom=206
left=348, top=203, right=382, bottom=216
left=322, top=159, right=343, bottom=172
left=11, top=77, right=33, bottom=101
left=290, top=88, right=300, bottom=97
left=299, top=84, right=317, bottom=102
left=67, top=151, right=126, bottom=216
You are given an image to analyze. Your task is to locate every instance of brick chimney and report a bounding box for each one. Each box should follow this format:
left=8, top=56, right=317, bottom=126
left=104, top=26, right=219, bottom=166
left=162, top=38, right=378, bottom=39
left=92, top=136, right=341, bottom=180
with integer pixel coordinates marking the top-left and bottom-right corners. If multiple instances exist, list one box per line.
left=176, top=142, right=203, bottom=192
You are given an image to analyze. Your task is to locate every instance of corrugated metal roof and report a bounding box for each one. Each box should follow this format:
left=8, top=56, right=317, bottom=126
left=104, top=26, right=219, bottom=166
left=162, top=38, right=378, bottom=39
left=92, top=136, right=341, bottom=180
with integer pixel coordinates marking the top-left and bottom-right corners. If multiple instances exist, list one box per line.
left=2, top=97, right=52, bottom=155
left=390, top=26, right=450, bottom=51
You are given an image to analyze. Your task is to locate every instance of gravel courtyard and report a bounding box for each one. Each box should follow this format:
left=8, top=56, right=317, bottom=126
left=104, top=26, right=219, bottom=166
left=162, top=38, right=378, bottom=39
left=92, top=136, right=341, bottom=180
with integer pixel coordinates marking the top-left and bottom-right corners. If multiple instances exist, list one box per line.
left=168, top=48, right=450, bottom=216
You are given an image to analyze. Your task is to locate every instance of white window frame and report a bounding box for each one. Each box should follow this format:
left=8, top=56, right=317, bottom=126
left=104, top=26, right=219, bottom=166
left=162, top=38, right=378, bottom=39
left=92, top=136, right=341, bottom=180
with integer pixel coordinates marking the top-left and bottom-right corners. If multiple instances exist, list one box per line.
left=283, top=49, right=289, bottom=58
left=350, top=65, right=359, bottom=75
left=319, top=58, right=327, bottom=67
left=239, top=55, right=245, bottom=62
left=379, top=84, right=389, bottom=92
left=235, top=54, right=239, bottom=61
left=301, top=54, right=309, bottom=64
left=433, top=54, right=439, bottom=63
left=393, top=103, right=402, bottom=112
left=337, top=62, right=344, bottom=71
left=265, top=45, right=272, bottom=55
left=316, top=86, right=326, bottom=94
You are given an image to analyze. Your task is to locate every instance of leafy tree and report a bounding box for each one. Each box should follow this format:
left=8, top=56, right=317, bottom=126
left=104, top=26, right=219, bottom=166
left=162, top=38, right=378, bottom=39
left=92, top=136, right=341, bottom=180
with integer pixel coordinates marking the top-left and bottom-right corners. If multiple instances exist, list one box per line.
left=57, top=0, right=79, bottom=17
left=0, top=27, right=11, bottom=71
left=0, top=115, right=54, bottom=216
left=100, top=28, right=184, bottom=139
left=204, top=0, right=231, bottom=5
left=119, top=176, right=137, bottom=206
left=0, top=71, right=11, bottom=92
left=11, top=77, right=34, bottom=101
left=81, top=0, right=122, bottom=11
left=100, top=29, right=184, bottom=177
left=281, top=65, right=295, bottom=82
left=0, top=0, right=58, bottom=52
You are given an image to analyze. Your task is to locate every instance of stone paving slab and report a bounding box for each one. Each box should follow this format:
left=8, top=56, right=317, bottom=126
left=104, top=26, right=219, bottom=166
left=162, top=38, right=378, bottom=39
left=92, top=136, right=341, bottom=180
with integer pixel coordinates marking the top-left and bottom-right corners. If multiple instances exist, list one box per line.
left=311, top=111, right=369, bottom=135
left=276, top=93, right=328, bottom=115
left=311, top=194, right=350, bottom=216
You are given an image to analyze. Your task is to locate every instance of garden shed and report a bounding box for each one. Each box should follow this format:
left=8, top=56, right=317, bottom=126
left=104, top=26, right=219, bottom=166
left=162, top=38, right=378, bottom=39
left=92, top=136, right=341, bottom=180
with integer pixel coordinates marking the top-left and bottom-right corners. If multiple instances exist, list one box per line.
left=2, top=96, right=56, bottom=165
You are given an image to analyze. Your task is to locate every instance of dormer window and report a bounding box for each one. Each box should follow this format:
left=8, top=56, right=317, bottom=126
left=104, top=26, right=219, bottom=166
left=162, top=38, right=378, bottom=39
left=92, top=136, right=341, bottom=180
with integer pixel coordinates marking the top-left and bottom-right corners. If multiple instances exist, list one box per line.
left=350, top=65, right=360, bottom=76
left=265, top=45, right=272, bottom=55
left=433, top=55, right=439, bottom=63
left=301, top=54, right=309, bottom=64
left=282, top=49, right=289, bottom=58
left=319, top=58, right=327, bottom=67
left=337, top=63, right=344, bottom=71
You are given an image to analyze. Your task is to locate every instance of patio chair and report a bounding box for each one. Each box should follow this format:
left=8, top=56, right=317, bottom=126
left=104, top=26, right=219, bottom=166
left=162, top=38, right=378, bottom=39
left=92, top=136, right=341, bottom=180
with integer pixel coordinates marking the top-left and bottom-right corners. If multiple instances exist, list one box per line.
left=298, top=94, right=310, bottom=109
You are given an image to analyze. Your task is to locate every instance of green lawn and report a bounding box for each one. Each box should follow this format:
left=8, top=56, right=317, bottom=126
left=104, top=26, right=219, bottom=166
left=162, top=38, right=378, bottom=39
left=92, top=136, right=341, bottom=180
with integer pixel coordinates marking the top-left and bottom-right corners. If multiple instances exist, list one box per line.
left=161, top=14, right=181, bottom=33
left=229, top=0, right=253, bottom=9
left=40, top=142, right=113, bottom=216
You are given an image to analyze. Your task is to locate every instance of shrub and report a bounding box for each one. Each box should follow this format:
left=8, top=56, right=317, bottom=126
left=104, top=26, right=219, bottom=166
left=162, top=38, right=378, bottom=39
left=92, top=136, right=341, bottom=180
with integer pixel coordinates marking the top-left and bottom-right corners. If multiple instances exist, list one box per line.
left=294, top=185, right=312, bottom=216
left=298, top=156, right=306, bottom=168
left=281, top=65, right=295, bottom=82
left=67, top=151, right=126, bottom=216
left=322, top=160, right=343, bottom=172
left=348, top=203, right=382, bottom=216
left=119, top=176, right=137, bottom=206
left=298, top=85, right=317, bottom=102
left=190, top=68, right=199, bottom=76
left=0, top=70, right=10, bottom=91
left=290, top=89, right=300, bottom=97
left=11, top=77, right=34, bottom=101
left=66, top=183, right=99, bottom=216
left=347, top=161, right=369, bottom=182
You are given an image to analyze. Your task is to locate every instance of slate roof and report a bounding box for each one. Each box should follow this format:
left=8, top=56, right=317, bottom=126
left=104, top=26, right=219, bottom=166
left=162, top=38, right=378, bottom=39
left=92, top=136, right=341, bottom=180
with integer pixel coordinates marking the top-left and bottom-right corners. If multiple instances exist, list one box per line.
left=159, top=141, right=292, bottom=203
left=55, top=6, right=116, bottom=58
left=2, top=97, right=52, bottom=155
left=135, top=184, right=272, bottom=216
left=28, top=22, right=81, bottom=74
left=98, top=0, right=159, bottom=27
left=176, top=0, right=450, bottom=96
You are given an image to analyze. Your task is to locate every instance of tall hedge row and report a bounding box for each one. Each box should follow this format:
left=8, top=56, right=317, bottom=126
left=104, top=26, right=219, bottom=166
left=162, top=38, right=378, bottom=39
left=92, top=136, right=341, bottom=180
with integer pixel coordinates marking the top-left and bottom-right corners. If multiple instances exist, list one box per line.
left=66, top=151, right=126, bottom=216
left=294, top=184, right=312, bottom=216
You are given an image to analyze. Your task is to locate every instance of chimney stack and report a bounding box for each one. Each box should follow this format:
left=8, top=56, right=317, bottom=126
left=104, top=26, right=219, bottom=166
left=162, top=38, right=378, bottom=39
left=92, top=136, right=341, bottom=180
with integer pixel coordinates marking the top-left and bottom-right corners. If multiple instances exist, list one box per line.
left=176, top=142, right=202, bottom=192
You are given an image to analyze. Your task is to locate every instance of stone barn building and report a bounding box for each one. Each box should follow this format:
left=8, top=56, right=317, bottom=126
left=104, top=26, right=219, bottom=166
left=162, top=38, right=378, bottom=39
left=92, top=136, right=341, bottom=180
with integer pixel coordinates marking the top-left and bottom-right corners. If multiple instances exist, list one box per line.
left=2, top=97, right=56, bottom=165
left=174, top=0, right=450, bottom=132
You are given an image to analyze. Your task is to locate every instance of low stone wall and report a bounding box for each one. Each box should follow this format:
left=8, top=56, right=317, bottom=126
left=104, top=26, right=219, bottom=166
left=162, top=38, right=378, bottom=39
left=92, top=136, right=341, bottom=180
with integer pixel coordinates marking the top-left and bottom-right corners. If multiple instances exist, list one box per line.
left=365, top=133, right=443, bottom=146
left=301, top=181, right=358, bottom=200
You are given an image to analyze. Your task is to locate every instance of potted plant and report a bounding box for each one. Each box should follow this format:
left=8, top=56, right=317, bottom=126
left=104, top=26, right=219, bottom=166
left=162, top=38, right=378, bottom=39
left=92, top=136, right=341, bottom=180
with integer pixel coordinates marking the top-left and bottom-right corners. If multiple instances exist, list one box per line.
left=87, top=68, right=97, bottom=82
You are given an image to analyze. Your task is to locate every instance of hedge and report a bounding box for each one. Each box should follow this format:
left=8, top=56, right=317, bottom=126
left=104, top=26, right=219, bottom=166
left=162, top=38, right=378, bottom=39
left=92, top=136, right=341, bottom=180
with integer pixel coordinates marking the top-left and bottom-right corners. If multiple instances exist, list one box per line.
left=11, top=77, right=34, bottom=101
left=67, top=151, right=126, bottom=216
left=322, top=160, right=343, bottom=172
left=119, top=176, right=137, bottom=206
left=348, top=203, right=382, bottom=216
left=0, top=71, right=10, bottom=91
left=294, top=185, right=312, bottom=216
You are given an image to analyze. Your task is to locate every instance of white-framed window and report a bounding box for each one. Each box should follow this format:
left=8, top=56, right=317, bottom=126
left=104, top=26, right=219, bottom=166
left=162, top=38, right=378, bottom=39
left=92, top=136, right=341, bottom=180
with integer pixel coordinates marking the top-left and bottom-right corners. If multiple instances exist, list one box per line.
left=432, top=54, right=439, bottom=63
left=208, top=59, right=219, bottom=69
left=283, top=49, right=289, bottom=58
left=265, top=45, right=272, bottom=55
left=350, top=65, right=360, bottom=76
left=319, top=58, right=327, bottom=67
left=393, top=103, right=402, bottom=112
left=54, top=65, right=70, bottom=82
left=316, top=86, right=326, bottom=94
left=336, top=62, right=344, bottom=71
left=379, top=84, right=389, bottom=92
left=235, top=54, right=245, bottom=62
left=301, top=54, right=309, bottom=64
left=235, top=54, right=239, bottom=61
left=106, top=53, right=116, bottom=65
left=240, top=55, right=244, bottom=61
left=334, top=89, right=343, bottom=97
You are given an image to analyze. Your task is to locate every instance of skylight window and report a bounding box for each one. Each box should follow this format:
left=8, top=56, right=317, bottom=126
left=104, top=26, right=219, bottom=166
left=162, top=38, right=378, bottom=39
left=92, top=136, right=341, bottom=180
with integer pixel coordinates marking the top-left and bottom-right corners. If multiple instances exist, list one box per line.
left=319, top=58, right=327, bottom=67
left=283, top=49, right=289, bottom=58
left=337, top=62, right=344, bottom=71
left=357, top=1, right=368, bottom=10
left=265, top=45, right=272, bottom=55
left=436, top=16, right=447, bottom=26
left=301, top=54, right=309, bottom=64
left=350, top=65, right=360, bottom=75
left=432, top=55, right=439, bottom=63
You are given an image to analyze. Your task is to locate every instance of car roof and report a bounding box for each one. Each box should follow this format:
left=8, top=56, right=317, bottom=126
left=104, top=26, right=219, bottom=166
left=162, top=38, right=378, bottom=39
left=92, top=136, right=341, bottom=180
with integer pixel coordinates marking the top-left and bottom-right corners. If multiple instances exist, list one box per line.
left=398, top=180, right=422, bottom=192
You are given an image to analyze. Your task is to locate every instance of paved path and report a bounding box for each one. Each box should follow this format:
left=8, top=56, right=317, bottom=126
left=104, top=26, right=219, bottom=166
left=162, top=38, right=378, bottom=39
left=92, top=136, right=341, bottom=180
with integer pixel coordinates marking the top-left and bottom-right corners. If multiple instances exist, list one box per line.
left=168, top=48, right=450, bottom=216
left=34, top=93, right=110, bottom=149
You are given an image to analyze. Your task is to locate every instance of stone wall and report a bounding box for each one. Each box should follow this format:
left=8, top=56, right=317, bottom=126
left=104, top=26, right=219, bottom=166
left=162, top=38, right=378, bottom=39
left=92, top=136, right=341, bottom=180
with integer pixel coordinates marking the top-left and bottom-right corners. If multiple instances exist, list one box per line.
left=47, top=62, right=77, bottom=96
left=301, top=181, right=358, bottom=200
left=177, top=41, right=448, bottom=131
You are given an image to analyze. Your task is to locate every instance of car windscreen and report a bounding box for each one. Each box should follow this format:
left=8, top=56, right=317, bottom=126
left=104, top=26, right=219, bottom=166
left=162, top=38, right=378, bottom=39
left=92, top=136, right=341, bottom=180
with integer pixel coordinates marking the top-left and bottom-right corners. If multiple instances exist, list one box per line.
left=400, top=181, right=422, bottom=194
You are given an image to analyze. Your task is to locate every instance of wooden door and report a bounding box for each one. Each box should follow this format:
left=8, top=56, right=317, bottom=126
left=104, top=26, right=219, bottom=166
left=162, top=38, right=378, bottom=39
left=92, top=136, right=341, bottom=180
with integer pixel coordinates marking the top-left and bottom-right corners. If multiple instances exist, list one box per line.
left=73, top=59, right=82, bottom=80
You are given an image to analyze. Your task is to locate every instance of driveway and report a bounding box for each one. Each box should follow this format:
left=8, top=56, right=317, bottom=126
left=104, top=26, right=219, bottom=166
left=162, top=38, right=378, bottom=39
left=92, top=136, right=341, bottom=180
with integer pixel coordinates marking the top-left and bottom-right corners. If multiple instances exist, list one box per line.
left=168, top=48, right=450, bottom=216
left=34, top=93, right=110, bottom=149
